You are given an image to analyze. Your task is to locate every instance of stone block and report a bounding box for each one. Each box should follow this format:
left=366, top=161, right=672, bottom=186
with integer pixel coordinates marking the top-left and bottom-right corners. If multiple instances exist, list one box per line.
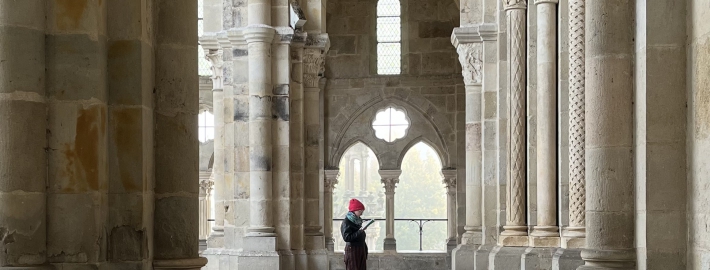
left=331, top=35, right=358, bottom=54
left=451, top=244, right=476, bottom=269
left=0, top=100, right=46, bottom=192
left=153, top=196, right=199, bottom=259
left=46, top=34, right=107, bottom=101
left=0, top=26, right=45, bottom=94
left=418, top=21, right=456, bottom=39
left=498, top=235, right=529, bottom=247
left=421, top=52, right=455, bottom=75
left=0, top=193, right=47, bottom=265
left=47, top=193, right=102, bottom=263
left=490, top=246, right=525, bottom=270
left=529, top=236, right=560, bottom=248
left=243, top=236, right=277, bottom=252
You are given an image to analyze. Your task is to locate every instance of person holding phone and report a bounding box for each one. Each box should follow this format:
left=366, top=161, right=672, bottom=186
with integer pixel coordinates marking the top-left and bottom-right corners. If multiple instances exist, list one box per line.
left=341, top=198, right=369, bottom=270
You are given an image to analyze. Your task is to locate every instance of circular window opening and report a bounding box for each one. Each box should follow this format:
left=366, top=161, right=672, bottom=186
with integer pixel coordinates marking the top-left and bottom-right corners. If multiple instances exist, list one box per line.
left=372, top=106, right=409, bottom=142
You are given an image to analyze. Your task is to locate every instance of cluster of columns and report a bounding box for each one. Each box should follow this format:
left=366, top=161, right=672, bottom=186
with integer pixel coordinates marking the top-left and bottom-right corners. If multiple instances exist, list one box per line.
left=452, top=0, right=637, bottom=267
left=1, top=0, right=206, bottom=269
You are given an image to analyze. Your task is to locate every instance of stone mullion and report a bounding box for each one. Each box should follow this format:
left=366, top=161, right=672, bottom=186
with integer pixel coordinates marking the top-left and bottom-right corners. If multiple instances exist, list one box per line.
left=579, top=0, right=635, bottom=268
left=530, top=0, right=560, bottom=245
left=0, top=1, right=48, bottom=268
left=442, top=170, right=458, bottom=251
left=324, top=170, right=340, bottom=251
left=153, top=0, right=207, bottom=268
left=500, top=0, right=529, bottom=243
left=565, top=0, right=586, bottom=242
left=379, top=170, right=401, bottom=252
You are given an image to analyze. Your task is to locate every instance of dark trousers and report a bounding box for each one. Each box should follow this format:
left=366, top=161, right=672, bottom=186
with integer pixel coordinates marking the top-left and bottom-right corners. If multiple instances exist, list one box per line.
left=344, top=244, right=368, bottom=270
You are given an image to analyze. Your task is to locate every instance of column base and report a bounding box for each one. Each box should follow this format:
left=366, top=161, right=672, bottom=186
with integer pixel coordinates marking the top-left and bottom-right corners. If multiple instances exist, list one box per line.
left=446, top=237, right=458, bottom=253
left=383, top=238, right=397, bottom=252
left=498, top=235, right=529, bottom=247
left=461, top=228, right=483, bottom=245
left=153, top=257, right=208, bottom=270
left=501, top=225, right=528, bottom=236
left=237, top=236, right=280, bottom=269
left=451, top=243, right=478, bottom=269
left=208, top=227, right=225, bottom=248
left=561, top=237, right=585, bottom=249
left=530, top=226, right=559, bottom=237
left=305, top=235, right=329, bottom=270
left=529, top=236, right=560, bottom=247
left=578, top=249, right=636, bottom=270
left=325, top=237, right=335, bottom=252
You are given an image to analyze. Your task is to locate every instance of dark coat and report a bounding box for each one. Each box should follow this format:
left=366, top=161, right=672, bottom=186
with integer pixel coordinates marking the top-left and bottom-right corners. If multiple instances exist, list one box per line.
left=340, top=217, right=367, bottom=246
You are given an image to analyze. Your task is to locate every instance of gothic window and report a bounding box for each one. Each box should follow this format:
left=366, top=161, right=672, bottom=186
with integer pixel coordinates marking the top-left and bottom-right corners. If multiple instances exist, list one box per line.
left=372, top=106, right=409, bottom=142
left=198, top=110, right=215, bottom=143
left=395, top=142, right=447, bottom=251
left=376, top=0, right=401, bottom=75
left=333, top=143, right=385, bottom=251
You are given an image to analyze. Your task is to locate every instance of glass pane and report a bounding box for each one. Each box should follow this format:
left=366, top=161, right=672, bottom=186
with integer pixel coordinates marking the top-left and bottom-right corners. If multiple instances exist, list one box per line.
left=198, top=0, right=204, bottom=18
left=377, top=43, right=401, bottom=75
left=206, top=127, right=215, bottom=141
left=377, top=0, right=400, bottom=16
left=390, top=108, right=408, bottom=125
left=198, top=128, right=206, bottom=143
left=372, top=108, right=392, bottom=126
left=376, top=17, right=401, bottom=42
left=390, top=126, right=407, bottom=141
left=374, top=126, right=391, bottom=142
left=205, top=111, right=215, bottom=126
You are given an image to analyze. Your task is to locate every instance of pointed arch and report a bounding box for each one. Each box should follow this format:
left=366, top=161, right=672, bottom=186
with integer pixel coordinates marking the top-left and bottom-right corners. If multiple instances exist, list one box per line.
left=397, top=138, right=445, bottom=169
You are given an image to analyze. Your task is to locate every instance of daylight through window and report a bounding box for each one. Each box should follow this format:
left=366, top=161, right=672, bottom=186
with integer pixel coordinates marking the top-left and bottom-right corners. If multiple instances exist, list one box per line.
left=198, top=111, right=215, bottom=143
left=376, top=0, right=401, bottom=75
left=198, top=0, right=212, bottom=76
left=372, top=107, right=409, bottom=142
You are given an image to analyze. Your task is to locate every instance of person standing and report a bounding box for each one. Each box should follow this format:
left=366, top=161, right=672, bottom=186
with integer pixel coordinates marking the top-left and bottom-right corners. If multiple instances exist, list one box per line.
left=341, top=198, right=369, bottom=270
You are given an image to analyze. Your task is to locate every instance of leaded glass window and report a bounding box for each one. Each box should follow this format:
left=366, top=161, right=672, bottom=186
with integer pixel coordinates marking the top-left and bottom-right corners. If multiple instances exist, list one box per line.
left=376, top=0, right=401, bottom=75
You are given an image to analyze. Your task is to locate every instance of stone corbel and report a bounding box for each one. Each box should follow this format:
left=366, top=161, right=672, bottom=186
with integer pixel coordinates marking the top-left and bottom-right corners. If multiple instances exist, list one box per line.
left=324, top=170, right=340, bottom=191
left=456, top=43, right=483, bottom=86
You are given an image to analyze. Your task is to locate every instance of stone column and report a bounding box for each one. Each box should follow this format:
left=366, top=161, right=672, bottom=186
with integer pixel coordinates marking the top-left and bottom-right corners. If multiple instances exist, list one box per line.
left=304, top=48, right=326, bottom=236
left=564, top=0, right=586, bottom=248
left=200, top=174, right=215, bottom=241
left=244, top=26, right=277, bottom=238
left=153, top=0, right=207, bottom=268
left=530, top=0, right=559, bottom=246
left=0, top=1, right=49, bottom=268
left=579, top=0, right=635, bottom=268
left=324, top=169, right=340, bottom=251
left=500, top=0, right=529, bottom=245
left=206, top=50, right=226, bottom=246
left=457, top=42, right=484, bottom=247
left=379, top=170, right=401, bottom=251
left=442, top=169, right=458, bottom=251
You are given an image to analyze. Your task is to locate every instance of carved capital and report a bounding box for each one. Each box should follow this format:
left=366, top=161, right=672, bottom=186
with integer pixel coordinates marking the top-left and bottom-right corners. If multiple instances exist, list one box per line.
left=504, top=0, right=527, bottom=10
left=379, top=170, right=401, bottom=194
left=200, top=177, right=214, bottom=196
left=441, top=169, right=457, bottom=192
left=205, top=50, right=224, bottom=89
left=456, top=43, right=483, bottom=85
left=325, top=170, right=340, bottom=191
left=303, top=48, right=326, bottom=88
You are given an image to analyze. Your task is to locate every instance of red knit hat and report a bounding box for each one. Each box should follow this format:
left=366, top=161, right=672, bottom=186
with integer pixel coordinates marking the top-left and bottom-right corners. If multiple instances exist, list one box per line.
left=348, top=199, right=365, bottom=212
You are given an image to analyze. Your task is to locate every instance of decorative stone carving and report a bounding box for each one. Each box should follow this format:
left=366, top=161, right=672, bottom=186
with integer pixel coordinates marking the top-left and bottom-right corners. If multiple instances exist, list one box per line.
left=456, top=43, right=483, bottom=85
left=381, top=177, right=399, bottom=195
left=567, top=0, right=586, bottom=236
left=200, top=177, right=215, bottom=197
left=325, top=170, right=340, bottom=191
left=303, top=48, right=326, bottom=88
left=501, top=0, right=528, bottom=238
left=441, top=170, right=457, bottom=195
left=205, top=50, right=224, bottom=89
left=504, top=0, right=527, bottom=9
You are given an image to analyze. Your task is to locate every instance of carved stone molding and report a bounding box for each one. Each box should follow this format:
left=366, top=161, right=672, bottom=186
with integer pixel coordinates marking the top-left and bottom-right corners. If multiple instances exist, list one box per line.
left=303, top=48, right=326, bottom=88
left=568, top=0, right=586, bottom=234
left=379, top=170, right=401, bottom=195
left=456, top=43, right=483, bottom=85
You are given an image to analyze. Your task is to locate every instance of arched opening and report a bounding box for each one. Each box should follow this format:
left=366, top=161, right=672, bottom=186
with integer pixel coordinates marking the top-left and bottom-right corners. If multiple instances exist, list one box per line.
left=395, top=142, right=447, bottom=251
left=332, top=142, right=385, bottom=252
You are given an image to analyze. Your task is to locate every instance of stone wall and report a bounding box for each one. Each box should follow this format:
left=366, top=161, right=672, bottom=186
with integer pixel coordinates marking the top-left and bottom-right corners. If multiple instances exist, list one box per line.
left=688, top=0, right=710, bottom=269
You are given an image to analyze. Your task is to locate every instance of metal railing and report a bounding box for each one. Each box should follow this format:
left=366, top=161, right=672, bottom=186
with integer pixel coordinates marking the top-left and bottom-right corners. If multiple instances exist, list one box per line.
left=334, top=218, right=447, bottom=251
